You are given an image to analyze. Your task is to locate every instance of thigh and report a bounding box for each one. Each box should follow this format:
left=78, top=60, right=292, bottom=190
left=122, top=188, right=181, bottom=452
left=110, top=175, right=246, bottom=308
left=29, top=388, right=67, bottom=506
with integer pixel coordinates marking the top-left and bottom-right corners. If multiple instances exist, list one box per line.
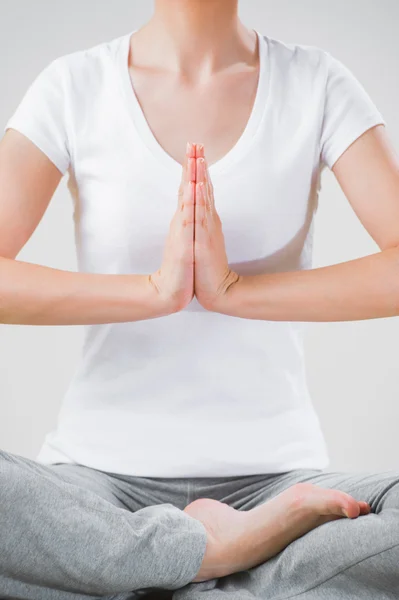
left=233, top=467, right=399, bottom=514
left=0, top=451, right=136, bottom=511
left=48, top=462, right=135, bottom=510
left=0, top=449, right=125, bottom=507
left=249, top=468, right=399, bottom=598
left=52, top=466, right=191, bottom=515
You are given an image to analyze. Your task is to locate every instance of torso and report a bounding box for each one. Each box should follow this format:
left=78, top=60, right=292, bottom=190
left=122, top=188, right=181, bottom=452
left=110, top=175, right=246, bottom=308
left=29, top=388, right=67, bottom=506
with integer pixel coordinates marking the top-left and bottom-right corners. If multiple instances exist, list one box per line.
left=126, top=31, right=261, bottom=167
left=35, top=29, right=333, bottom=476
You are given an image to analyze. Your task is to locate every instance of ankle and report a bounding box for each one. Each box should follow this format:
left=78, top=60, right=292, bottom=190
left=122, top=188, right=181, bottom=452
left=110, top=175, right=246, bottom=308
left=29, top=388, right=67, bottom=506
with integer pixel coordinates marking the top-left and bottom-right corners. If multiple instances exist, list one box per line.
left=192, top=532, right=221, bottom=582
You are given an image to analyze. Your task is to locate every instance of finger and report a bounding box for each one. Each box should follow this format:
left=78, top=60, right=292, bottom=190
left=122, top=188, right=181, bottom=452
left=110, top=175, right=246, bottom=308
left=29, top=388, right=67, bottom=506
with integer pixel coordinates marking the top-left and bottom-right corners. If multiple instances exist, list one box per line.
left=195, top=180, right=207, bottom=246
left=202, top=155, right=215, bottom=214
left=196, top=156, right=213, bottom=220
left=201, top=168, right=215, bottom=232
left=196, top=143, right=204, bottom=159
left=196, top=157, right=206, bottom=190
left=195, top=145, right=214, bottom=216
left=181, top=181, right=195, bottom=243
left=195, top=144, right=217, bottom=224
left=195, top=143, right=205, bottom=194
left=178, top=142, right=195, bottom=209
left=186, top=141, right=196, bottom=178
left=187, top=141, right=196, bottom=182
left=180, top=180, right=195, bottom=251
left=194, top=142, right=201, bottom=181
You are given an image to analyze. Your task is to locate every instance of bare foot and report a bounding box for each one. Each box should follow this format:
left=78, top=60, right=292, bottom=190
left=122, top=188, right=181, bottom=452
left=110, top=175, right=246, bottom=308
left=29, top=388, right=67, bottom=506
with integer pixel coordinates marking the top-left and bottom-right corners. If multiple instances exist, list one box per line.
left=184, top=482, right=371, bottom=582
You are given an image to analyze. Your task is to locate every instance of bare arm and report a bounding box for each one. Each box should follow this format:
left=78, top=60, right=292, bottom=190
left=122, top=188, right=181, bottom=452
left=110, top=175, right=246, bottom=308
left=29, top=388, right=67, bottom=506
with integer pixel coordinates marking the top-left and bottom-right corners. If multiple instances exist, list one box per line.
left=209, top=125, right=399, bottom=321
left=0, top=129, right=170, bottom=325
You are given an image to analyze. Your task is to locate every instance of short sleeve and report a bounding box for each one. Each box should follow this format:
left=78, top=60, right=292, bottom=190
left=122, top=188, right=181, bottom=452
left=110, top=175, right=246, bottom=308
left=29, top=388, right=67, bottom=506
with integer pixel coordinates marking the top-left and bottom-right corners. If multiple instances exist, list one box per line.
left=4, top=57, right=71, bottom=175
left=319, top=52, right=386, bottom=170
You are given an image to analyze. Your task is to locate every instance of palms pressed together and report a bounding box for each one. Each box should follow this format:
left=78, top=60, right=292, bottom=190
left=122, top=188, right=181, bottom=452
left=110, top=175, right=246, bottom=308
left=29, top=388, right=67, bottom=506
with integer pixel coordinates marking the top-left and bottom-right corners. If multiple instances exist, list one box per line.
left=149, top=141, right=240, bottom=312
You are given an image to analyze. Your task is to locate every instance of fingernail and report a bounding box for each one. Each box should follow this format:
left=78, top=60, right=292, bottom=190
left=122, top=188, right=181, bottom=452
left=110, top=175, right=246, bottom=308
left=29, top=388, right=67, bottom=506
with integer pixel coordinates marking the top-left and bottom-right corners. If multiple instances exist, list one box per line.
left=186, top=142, right=191, bottom=153
left=342, top=509, right=349, bottom=518
left=197, top=143, right=203, bottom=152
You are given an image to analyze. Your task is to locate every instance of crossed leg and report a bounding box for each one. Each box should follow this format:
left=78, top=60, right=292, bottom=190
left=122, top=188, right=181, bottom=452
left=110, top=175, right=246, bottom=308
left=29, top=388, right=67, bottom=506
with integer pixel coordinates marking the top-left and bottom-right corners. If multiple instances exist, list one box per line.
left=0, top=449, right=207, bottom=600
left=173, top=468, right=399, bottom=600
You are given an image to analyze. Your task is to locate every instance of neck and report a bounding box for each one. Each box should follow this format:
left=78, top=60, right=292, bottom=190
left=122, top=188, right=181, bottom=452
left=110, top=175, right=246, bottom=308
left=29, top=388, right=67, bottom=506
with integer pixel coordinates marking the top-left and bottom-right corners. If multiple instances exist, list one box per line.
left=134, top=0, right=255, bottom=78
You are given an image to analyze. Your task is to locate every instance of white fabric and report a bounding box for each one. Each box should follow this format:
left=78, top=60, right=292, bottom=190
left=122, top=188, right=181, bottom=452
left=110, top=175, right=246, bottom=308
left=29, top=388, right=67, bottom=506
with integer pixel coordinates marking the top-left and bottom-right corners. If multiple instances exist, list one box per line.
left=4, top=29, right=386, bottom=477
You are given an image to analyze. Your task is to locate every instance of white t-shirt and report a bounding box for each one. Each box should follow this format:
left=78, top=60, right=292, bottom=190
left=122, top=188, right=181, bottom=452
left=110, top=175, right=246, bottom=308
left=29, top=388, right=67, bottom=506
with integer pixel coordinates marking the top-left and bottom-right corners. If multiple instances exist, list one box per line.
left=4, top=29, right=386, bottom=477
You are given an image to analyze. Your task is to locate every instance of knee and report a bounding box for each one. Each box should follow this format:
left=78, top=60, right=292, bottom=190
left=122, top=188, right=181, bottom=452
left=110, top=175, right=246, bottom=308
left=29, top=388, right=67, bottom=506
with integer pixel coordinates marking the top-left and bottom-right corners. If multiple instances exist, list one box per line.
left=0, top=448, right=20, bottom=474
left=0, top=449, right=34, bottom=503
left=377, top=479, right=399, bottom=512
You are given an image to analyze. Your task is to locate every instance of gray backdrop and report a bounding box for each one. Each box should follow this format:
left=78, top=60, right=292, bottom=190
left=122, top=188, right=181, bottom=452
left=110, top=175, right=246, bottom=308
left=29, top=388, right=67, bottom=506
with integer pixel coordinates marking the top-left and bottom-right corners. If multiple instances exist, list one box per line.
left=1, top=0, right=398, bottom=473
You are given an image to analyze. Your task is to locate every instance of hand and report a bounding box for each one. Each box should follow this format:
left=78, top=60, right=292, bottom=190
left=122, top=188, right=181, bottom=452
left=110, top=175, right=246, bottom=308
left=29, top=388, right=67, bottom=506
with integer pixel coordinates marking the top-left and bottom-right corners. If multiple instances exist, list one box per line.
left=194, top=143, right=240, bottom=310
left=149, top=143, right=195, bottom=312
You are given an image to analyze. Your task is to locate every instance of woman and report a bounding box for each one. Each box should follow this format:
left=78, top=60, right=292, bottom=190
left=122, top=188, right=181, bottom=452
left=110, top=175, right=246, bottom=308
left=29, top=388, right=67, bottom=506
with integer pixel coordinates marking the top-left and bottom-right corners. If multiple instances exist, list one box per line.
left=1, top=1, right=398, bottom=599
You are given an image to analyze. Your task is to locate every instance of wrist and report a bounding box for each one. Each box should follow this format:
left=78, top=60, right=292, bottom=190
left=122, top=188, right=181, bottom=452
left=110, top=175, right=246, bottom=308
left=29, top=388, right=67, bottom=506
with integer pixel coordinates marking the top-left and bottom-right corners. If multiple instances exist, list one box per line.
left=146, top=273, right=182, bottom=317
left=209, top=274, right=244, bottom=315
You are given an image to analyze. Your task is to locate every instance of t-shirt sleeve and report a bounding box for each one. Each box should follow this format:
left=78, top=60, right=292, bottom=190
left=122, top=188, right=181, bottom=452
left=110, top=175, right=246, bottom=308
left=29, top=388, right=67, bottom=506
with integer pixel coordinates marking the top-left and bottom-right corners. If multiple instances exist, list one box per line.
left=4, top=57, right=71, bottom=176
left=319, top=51, right=387, bottom=171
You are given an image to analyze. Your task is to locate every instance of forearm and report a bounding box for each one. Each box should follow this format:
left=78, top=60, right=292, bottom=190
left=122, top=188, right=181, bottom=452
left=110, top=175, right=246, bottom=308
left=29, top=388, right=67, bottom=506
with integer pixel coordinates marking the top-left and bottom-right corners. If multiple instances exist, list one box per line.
left=216, top=246, right=399, bottom=322
left=0, top=257, right=171, bottom=325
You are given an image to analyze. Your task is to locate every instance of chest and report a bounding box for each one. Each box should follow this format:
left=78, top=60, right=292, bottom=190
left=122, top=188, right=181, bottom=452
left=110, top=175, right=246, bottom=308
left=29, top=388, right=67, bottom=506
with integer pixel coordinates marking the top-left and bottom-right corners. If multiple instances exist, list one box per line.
left=71, top=145, right=318, bottom=283
left=70, top=50, right=322, bottom=279
left=127, top=64, right=260, bottom=167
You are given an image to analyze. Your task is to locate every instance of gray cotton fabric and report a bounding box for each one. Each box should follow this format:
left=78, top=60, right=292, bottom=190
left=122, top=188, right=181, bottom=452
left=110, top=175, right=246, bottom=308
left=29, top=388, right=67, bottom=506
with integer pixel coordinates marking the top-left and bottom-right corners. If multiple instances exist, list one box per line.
left=1, top=448, right=399, bottom=600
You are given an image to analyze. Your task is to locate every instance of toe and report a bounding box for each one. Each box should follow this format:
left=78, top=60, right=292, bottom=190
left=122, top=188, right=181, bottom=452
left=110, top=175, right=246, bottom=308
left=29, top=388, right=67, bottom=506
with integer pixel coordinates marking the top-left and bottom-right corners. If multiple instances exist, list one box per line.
left=339, top=492, right=364, bottom=518
left=308, top=487, right=361, bottom=519
left=358, top=500, right=372, bottom=515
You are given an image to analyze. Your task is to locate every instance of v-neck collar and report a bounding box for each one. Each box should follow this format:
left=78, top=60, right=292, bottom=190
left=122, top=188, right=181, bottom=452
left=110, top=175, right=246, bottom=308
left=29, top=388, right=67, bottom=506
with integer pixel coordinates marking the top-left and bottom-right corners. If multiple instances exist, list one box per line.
left=116, top=28, right=271, bottom=178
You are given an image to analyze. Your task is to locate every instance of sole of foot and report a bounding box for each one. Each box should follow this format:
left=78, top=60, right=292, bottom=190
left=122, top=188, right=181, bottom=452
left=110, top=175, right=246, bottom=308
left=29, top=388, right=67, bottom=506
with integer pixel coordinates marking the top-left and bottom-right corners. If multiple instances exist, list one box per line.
left=185, top=481, right=371, bottom=582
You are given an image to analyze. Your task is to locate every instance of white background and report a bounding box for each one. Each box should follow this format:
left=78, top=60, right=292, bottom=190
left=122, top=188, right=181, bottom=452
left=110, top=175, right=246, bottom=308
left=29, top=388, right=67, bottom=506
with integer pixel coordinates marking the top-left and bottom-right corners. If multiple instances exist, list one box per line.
left=1, top=0, right=398, bottom=472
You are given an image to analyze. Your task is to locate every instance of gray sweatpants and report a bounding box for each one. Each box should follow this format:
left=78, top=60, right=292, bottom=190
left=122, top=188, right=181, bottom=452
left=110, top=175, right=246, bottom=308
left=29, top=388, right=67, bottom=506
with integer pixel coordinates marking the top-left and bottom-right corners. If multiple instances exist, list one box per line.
left=1, top=448, right=399, bottom=600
